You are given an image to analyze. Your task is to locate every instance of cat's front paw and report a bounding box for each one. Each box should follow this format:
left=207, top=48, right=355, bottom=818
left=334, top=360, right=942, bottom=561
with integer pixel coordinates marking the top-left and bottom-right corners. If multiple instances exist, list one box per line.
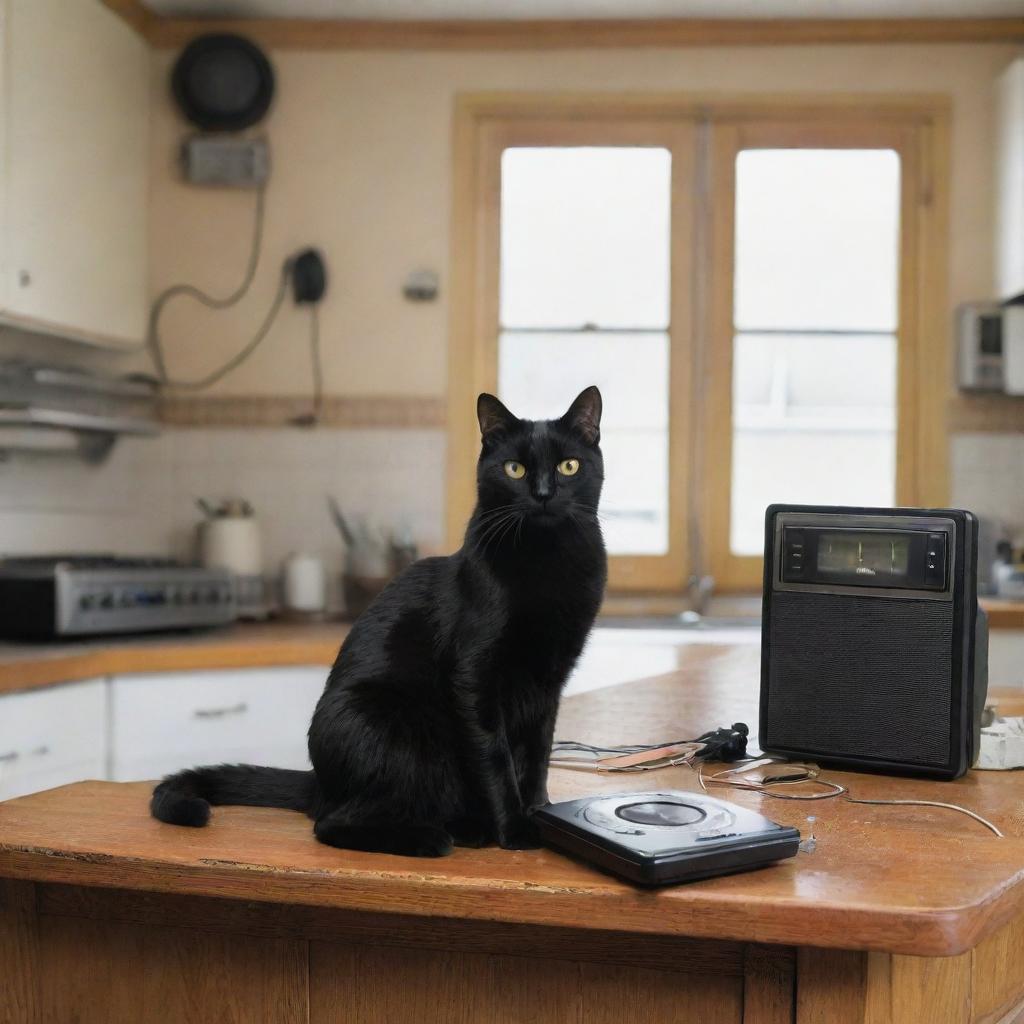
left=446, top=815, right=491, bottom=848
left=498, top=816, right=542, bottom=851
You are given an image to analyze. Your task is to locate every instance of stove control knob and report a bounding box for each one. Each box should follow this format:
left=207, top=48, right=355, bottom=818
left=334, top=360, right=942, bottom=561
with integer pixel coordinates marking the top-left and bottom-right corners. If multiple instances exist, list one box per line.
left=79, top=594, right=95, bottom=611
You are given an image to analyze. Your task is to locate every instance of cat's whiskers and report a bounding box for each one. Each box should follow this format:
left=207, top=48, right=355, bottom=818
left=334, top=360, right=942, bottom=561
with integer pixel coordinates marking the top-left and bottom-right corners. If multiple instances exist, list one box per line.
left=470, top=509, right=523, bottom=557
left=494, top=512, right=524, bottom=553
left=474, top=503, right=521, bottom=525
left=573, top=502, right=610, bottom=527
left=566, top=507, right=606, bottom=555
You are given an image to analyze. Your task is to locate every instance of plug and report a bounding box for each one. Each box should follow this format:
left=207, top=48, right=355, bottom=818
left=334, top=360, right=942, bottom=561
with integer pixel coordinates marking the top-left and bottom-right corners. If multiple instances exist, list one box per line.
left=290, top=249, right=327, bottom=304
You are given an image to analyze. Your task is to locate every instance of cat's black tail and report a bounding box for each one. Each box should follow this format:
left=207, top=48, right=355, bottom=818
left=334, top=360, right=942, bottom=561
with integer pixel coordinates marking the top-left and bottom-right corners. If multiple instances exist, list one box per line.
left=150, top=764, right=317, bottom=827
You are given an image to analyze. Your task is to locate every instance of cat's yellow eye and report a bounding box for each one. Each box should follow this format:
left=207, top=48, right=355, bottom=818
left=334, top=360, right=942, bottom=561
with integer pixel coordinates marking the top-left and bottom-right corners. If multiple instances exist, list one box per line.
left=557, top=458, right=580, bottom=477
left=504, top=460, right=526, bottom=479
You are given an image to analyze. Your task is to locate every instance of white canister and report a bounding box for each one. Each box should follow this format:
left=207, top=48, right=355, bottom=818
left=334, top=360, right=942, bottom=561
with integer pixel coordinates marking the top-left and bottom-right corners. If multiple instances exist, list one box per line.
left=199, top=516, right=263, bottom=577
left=282, top=552, right=327, bottom=613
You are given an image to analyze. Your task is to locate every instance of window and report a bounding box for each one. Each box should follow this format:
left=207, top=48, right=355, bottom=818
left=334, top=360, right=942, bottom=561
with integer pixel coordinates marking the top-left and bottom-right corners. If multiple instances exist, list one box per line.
left=449, top=99, right=948, bottom=594
left=730, top=148, right=901, bottom=555
left=498, top=147, right=672, bottom=555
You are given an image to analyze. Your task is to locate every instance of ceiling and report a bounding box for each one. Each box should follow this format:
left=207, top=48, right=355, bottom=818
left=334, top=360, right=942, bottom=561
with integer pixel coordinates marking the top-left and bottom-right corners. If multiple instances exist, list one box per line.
left=141, top=0, right=1024, bottom=20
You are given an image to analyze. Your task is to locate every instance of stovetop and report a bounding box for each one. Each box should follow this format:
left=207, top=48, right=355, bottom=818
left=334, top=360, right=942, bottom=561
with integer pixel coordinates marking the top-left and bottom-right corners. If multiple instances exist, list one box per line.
left=0, top=554, right=237, bottom=638
left=0, top=554, right=182, bottom=572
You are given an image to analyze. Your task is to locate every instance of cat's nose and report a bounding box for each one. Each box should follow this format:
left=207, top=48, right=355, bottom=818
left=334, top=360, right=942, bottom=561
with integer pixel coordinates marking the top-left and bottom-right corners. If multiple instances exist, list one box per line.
left=535, top=476, right=553, bottom=501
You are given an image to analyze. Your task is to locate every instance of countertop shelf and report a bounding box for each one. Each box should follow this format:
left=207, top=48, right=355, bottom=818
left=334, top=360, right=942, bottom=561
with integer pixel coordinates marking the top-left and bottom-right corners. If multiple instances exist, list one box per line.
left=0, top=620, right=348, bottom=695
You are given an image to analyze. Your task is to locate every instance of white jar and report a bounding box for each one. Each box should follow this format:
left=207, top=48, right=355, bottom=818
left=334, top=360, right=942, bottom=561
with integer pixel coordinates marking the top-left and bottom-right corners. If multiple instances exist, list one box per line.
left=282, top=552, right=327, bottom=613
left=199, top=516, right=263, bottom=577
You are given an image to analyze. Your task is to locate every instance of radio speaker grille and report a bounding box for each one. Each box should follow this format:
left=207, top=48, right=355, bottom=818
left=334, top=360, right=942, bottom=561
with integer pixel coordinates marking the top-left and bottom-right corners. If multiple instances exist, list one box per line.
left=765, top=592, right=953, bottom=766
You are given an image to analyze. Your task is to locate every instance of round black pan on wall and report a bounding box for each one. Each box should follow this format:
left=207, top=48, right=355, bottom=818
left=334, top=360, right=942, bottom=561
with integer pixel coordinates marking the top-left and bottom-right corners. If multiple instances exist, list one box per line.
left=172, top=34, right=275, bottom=132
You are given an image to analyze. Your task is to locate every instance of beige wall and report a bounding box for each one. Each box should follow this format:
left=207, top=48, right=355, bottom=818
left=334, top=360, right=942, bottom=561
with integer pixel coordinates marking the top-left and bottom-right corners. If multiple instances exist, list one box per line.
left=147, top=42, right=1021, bottom=399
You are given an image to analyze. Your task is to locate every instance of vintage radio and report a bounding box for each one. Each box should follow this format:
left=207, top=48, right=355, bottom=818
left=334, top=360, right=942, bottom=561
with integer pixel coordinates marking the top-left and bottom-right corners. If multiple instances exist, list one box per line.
left=760, top=505, right=988, bottom=780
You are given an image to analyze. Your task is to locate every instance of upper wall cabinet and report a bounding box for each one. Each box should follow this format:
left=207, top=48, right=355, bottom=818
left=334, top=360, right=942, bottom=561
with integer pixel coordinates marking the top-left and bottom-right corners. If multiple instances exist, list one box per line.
left=997, top=59, right=1024, bottom=302
left=0, top=0, right=149, bottom=348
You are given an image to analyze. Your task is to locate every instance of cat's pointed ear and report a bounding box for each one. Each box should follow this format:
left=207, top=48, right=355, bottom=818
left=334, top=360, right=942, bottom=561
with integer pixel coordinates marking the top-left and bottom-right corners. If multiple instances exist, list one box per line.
left=477, top=393, right=517, bottom=442
left=561, top=386, right=602, bottom=446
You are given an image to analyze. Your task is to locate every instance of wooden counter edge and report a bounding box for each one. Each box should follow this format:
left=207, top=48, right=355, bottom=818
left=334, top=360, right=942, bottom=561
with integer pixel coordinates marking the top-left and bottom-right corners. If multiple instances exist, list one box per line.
left=980, top=598, right=1024, bottom=631
left=0, top=840, right=1015, bottom=959
left=0, top=630, right=344, bottom=696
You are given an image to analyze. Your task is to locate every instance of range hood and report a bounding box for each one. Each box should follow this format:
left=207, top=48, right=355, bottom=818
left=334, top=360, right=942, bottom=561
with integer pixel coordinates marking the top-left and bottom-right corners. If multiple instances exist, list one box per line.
left=0, top=362, right=159, bottom=462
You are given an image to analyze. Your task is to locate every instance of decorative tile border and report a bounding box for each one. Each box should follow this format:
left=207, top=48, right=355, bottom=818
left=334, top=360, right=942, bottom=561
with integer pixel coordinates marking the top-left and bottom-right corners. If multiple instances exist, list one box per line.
left=158, top=395, right=447, bottom=429
left=162, top=392, right=1024, bottom=434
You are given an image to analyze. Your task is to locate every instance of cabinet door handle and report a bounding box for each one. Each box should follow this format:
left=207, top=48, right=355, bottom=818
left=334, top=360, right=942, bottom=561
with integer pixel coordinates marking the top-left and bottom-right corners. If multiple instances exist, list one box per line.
left=0, top=751, right=18, bottom=763
left=193, top=702, right=248, bottom=719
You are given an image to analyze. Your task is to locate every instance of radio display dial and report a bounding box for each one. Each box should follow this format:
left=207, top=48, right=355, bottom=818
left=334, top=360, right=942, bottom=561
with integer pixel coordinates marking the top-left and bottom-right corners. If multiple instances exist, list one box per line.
left=781, top=524, right=948, bottom=592
left=817, top=531, right=911, bottom=579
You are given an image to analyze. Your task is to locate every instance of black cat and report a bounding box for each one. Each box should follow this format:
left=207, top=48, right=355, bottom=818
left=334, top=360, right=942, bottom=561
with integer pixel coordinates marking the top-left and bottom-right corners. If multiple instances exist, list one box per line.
left=151, top=387, right=607, bottom=856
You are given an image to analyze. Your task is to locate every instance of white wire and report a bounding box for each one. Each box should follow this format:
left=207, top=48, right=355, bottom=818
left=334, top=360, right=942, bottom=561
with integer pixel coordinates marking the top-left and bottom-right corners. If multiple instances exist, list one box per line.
left=846, top=797, right=1004, bottom=838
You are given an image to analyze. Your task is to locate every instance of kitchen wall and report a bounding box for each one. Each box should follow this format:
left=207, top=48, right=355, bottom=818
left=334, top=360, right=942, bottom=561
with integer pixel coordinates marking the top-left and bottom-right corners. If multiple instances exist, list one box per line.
left=0, top=417, right=446, bottom=606
left=146, top=43, right=1018, bottom=397
left=143, top=40, right=1023, bottom=540
left=2, top=37, right=1022, bottom=577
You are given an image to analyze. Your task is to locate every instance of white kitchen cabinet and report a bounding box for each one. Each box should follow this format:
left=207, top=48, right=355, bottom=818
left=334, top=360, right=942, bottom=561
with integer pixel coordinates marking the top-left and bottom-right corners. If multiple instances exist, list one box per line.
left=997, top=59, right=1024, bottom=301
left=0, top=0, right=149, bottom=347
left=0, top=678, right=107, bottom=801
left=110, top=667, right=329, bottom=783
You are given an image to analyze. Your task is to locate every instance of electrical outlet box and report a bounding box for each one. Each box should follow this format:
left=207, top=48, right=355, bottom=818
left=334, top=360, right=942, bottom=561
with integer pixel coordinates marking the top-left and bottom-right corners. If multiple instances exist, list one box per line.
left=181, top=136, right=270, bottom=187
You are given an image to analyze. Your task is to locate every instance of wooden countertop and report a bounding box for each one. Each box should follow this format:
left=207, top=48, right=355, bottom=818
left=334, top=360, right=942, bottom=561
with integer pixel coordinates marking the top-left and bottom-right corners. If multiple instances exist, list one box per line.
left=0, top=620, right=347, bottom=695
left=1, top=646, right=1022, bottom=959
left=1, top=594, right=1019, bottom=696
left=981, top=597, right=1024, bottom=630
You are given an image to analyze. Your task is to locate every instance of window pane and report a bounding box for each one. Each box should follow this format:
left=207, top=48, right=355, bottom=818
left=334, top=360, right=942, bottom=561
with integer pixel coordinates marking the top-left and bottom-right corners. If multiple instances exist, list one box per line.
left=730, top=332, right=898, bottom=555
left=730, top=148, right=901, bottom=557
left=500, top=147, right=671, bottom=329
left=499, top=331, right=669, bottom=555
left=734, top=150, right=900, bottom=332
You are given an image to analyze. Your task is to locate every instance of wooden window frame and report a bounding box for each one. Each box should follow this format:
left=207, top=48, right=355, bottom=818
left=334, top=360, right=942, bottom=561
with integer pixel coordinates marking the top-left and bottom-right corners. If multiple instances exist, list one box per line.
left=704, top=114, right=951, bottom=591
left=448, top=94, right=950, bottom=595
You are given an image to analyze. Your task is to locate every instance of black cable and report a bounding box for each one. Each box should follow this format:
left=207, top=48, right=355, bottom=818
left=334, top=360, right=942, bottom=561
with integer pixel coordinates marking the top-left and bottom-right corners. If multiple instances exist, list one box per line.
left=147, top=185, right=275, bottom=389
left=145, top=262, right=289, bottom=394
left=289, top=304, right=323, bottom=428
left=552, top=724, right=749, bottom=764
left=169, top=264, right=291, bottom=392
left=310, top=302, right=322, bottom=419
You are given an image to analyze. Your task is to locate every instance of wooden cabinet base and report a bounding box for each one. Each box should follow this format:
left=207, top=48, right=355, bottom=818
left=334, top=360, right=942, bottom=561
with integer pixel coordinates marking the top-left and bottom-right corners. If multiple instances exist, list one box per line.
left=3, top=880, right=1022, bottom=1024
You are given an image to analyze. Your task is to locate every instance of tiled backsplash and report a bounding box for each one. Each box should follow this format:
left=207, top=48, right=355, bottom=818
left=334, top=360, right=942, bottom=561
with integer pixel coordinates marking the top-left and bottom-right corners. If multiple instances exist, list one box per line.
left=950, top=433, right=1024, bottom=538
left=0, top=427, right=446, bottom=611
left=1, top=425, right=1021, bottom=608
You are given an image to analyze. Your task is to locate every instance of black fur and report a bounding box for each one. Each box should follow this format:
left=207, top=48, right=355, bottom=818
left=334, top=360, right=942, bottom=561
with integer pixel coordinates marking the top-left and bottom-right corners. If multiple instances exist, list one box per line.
left=151, top=387, right=607, bottom=857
